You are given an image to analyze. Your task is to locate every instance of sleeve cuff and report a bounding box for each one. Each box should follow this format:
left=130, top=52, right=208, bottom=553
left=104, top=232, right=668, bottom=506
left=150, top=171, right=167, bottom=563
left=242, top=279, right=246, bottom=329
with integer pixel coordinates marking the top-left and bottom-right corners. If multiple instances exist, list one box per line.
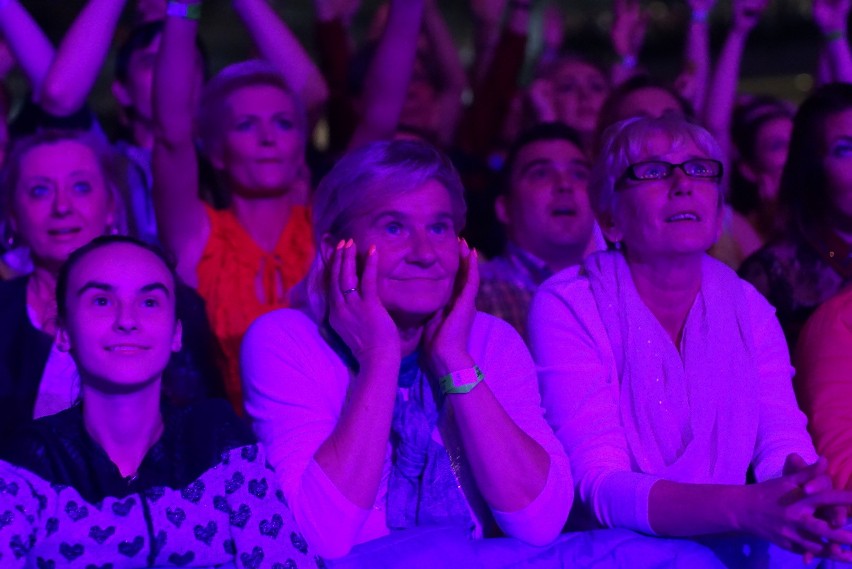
left=595, top=471, right=661, bottom=535
left=491, top=455, right=573, bottom=546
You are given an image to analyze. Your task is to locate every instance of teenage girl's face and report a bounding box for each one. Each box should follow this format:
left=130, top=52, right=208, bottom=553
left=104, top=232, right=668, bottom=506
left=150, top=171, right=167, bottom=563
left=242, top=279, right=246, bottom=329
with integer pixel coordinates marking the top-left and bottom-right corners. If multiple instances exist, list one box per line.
left=11, top=141, right=115, bottom=272
left=822, top=109, right=852, bottom=224
left=216, top=84, right=305, bottom=197
left=58, top=242, right=181, bottom=389
left=550, top=60, right=609, bottom=135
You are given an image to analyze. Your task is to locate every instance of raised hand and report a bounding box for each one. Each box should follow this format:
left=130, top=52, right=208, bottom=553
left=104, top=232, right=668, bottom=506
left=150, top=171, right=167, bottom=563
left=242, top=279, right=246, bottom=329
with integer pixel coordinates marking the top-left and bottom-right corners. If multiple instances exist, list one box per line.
left=471, top=0, right=509, bottom=25
left=422, top=239, right=479, bottom=377
left=732, top=0, right=769, bottom=33
left=611, top=0, right=647, bottom=58
left=738, top=454, right=852, bottom=561
left=327, top=240, right=400, bottom=367
left=813, top=0, right=852, bottom=35
left=527, top=77, right=558, bottom=122
left=686, top=0, right=717, bottom=12
left=542, top=4, right=566, bottom=54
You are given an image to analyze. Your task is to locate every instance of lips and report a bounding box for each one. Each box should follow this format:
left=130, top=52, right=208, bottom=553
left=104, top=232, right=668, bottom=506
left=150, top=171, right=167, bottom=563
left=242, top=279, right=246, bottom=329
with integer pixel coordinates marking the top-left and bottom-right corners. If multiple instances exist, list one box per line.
left=47, top=227, right=82, bottom=237
left=666, top=212, right=701, bottom=222
left=104, top=344, right=150, bottom=354
left=552, top=208, right=577, bottom=217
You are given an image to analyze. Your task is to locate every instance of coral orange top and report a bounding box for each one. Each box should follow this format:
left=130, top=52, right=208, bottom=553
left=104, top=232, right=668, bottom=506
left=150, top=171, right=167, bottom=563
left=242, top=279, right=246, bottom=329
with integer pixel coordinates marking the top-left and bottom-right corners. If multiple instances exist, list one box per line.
left=795, top=286, right=852, bottom=490
left=197, top=205, right=314, bottom=410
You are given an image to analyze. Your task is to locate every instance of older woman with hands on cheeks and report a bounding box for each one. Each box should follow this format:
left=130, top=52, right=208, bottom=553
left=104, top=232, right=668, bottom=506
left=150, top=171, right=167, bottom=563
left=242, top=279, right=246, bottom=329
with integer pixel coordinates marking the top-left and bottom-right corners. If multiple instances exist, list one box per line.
left=241, top=140, right=571, bottom=561
left=530, top=115, right=852, bottom=565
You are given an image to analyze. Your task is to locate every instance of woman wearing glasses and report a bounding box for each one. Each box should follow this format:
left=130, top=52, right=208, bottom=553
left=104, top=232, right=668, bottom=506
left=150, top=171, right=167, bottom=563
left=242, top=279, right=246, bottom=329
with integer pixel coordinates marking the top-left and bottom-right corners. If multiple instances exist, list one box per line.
left=530, top=115, right=852, bottom=563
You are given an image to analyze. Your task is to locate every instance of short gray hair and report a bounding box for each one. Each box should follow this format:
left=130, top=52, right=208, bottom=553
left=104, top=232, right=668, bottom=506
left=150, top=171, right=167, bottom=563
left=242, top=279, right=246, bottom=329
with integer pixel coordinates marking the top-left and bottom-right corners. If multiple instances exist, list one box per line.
left=589, top=115, right=725, bottom=219
left=293, top=139, right=466, bottom=319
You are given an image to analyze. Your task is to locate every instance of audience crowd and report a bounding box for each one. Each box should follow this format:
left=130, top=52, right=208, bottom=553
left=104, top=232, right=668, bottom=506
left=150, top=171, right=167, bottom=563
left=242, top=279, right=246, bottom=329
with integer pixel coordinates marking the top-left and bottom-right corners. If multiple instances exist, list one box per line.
left=2, top=0, right=852, bottom=567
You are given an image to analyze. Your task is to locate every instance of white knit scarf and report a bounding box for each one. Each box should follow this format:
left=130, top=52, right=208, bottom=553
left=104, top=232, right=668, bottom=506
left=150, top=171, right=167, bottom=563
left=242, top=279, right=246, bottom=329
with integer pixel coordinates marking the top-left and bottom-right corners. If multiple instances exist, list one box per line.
left=586, top=251, right=758, bottom=483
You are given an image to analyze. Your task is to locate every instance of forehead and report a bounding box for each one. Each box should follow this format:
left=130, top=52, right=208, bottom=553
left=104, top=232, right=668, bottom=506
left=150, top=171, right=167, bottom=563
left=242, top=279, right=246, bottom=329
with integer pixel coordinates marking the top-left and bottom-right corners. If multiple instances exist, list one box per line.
left=617, top=87, right=683, bottom=121
left=513, top=139, right=586, bottom=171
left=553, top=60, right=605, bottom=82
left=628, top=129, right=705, bottom=161
left=226, top=84, right=295, bottom=114
left=20, top=141, right=101, bottom=178
left=68, top=243, right=175, bottom=293
left=822, top=108, right=852, bottom=143
left=371, top=179, right=453, bottom=217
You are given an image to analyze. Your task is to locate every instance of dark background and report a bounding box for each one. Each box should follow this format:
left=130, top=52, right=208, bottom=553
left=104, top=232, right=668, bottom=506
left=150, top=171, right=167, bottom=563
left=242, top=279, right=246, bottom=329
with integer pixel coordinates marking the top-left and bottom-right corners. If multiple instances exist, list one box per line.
left=10, top=0, right=831, bottom=123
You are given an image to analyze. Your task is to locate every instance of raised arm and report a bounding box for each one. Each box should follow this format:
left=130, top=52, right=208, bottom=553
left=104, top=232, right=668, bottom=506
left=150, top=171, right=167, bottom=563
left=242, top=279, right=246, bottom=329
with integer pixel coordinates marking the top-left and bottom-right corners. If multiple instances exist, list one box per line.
left=420, top=0, right=467, bottom=147
left=813, top=0, right=852, bottom=84
left=456, top=0, right=530, bottom=157
left=152, top=2, right=208, bottom=286
left=347, top=0, right=425, bottom=149
left=610, top=0, right=647, bottom=86
left=233, top=0, right=329, bottom=122
left=703, top=0, right=767, bottom=156
left=0, top=0, right=55, bottom=99
left=37, top=0, right=127, bottom=115
left=675, top=0, right=715, bottom=116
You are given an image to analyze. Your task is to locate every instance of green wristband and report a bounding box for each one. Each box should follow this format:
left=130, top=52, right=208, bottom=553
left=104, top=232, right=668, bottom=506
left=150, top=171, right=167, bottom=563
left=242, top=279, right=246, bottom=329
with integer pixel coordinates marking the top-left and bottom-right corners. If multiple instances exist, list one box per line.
left=166, top=1, right=201, bottom=20
left=440, top=365, right=484, bottom=395
left=825, top=29, right=847, bottom=42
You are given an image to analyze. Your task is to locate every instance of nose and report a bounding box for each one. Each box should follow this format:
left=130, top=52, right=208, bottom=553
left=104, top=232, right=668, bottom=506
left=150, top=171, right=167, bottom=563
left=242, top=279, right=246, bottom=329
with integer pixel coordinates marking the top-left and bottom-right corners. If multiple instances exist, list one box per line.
left=113, top=302, right=139, bottom=333
left=258, top=122, right=275, bottom=146
left=554, top=169, right=576, bottom=195
left=52, top=188, right=71, bottom=216
left=406, top=229, right=438, bottom=266
left=669, top=167, right=693, bottom=196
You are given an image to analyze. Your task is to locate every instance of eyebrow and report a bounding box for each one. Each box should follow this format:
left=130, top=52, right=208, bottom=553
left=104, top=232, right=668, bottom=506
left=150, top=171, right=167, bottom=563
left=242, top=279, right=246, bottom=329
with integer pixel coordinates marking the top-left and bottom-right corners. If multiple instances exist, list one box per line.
left=372, top=210, right=453, bottom=220
left=518, top=158, right=590, bottom=176
left=76, top=281, right=171, bottom=297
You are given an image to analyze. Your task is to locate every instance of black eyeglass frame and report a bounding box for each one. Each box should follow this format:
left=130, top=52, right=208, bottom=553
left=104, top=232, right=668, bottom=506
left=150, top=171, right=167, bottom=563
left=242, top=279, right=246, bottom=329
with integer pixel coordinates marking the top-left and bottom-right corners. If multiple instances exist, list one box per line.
left=617, top=159, right=724, bottom=188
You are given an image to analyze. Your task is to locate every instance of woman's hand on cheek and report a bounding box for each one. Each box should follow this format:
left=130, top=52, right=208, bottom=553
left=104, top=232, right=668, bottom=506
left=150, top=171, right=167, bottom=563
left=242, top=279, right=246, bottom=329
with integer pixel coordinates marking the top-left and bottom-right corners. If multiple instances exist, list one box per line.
left=328, top=240, right=400, bottom=367
left=422, top=238, right=479, bottom=376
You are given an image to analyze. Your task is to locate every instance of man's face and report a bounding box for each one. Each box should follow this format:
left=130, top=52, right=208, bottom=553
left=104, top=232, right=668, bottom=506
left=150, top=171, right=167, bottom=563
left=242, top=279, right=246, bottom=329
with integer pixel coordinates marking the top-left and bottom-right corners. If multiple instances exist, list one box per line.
left=499, top=139, right=596, bottom=263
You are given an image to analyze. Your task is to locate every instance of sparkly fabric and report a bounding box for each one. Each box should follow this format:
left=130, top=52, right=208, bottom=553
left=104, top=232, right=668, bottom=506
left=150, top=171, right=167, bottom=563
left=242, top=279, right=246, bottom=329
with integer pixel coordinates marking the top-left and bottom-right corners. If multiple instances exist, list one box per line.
left=0, top=448, right=322, bottom=568
left=739, top=228, right=852, bottom=351
left=197, top=205, right=314, bottom=410
left=585, top=251, right=757, bottom=477
left=530, top=251, right=816, bottom=533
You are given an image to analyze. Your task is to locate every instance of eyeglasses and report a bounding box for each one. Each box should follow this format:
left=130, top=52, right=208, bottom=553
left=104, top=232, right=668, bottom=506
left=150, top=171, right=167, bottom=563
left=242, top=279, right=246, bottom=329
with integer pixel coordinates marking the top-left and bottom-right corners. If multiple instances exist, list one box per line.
left=620, top=159, right=724, bottom=185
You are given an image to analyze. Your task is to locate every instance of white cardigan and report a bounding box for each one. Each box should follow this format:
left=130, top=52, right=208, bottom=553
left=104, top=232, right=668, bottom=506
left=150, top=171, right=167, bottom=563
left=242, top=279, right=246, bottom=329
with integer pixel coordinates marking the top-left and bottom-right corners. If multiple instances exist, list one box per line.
left=241, top=309, right=572, bottom=557
left=529, top=265, right=816, bottom=534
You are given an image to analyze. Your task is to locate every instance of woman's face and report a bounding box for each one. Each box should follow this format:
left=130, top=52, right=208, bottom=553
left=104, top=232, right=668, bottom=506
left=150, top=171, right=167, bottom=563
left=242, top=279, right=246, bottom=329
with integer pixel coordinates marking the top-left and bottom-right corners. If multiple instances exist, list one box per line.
left=821, top=108, right=852, bottom=223
left=743, top=115, right=792, bottom=202
left=11, top=140, right=115, bottom=271
left=58, top=242, right=181, bottom=389
left=607, top=132, right=723, bottom=260
left=551, top=60, right=609, bottom=135
left=216, top=84, right=304, bottom=196
left=343, top=179, right=460, bottom=325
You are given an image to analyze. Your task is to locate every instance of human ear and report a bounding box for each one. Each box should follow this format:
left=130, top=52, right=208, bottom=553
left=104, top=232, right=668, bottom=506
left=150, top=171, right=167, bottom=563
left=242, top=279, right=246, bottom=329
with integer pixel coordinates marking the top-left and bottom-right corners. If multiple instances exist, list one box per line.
left=56, top=327, right=72, bottom=352
left=598, top=210, right=624, bottom=243
left=111, top=81, right=132, bottom=108
left=172, top=320, right=183, bottom=353
left=738, top=161, right=759, bottom=184
left=495, top=195, right=510, bottom=226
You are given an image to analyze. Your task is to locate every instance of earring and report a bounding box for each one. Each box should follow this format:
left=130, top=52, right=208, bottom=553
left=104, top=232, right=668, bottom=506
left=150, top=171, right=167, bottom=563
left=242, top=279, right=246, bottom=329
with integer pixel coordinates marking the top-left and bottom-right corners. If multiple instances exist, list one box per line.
left=2, top=223, right=17, bottom=250
left=106, top=223, right=119, bottom=236
left=613, top=240, right=623, bottom=251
